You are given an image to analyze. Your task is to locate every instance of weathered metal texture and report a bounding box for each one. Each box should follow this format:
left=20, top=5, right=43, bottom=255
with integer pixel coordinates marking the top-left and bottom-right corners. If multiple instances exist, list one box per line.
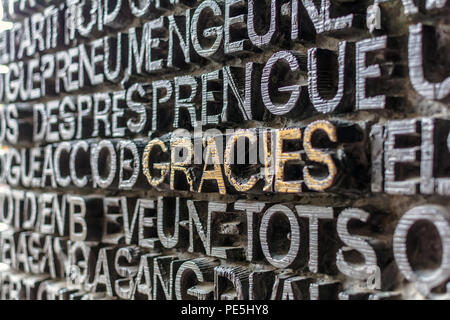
left=0, top=0, right=448, bottom=301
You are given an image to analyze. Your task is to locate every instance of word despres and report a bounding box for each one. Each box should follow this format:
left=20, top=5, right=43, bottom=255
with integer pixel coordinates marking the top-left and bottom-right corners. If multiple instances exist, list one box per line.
left=0, top=191, right=449, bottom=300
left=0, top=0, right=449, bottom=115
left=0, top=0, right=449, bottom=301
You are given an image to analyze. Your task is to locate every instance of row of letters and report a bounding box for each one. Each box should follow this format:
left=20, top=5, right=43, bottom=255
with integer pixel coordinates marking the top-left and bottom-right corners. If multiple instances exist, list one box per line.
left=0, top=121, right=367, bottom=194
left=0, top=193, right=448, bottom=299
left=0, top=1, right=448, bottom=105
left=2, top=117, right=449, bottom=196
